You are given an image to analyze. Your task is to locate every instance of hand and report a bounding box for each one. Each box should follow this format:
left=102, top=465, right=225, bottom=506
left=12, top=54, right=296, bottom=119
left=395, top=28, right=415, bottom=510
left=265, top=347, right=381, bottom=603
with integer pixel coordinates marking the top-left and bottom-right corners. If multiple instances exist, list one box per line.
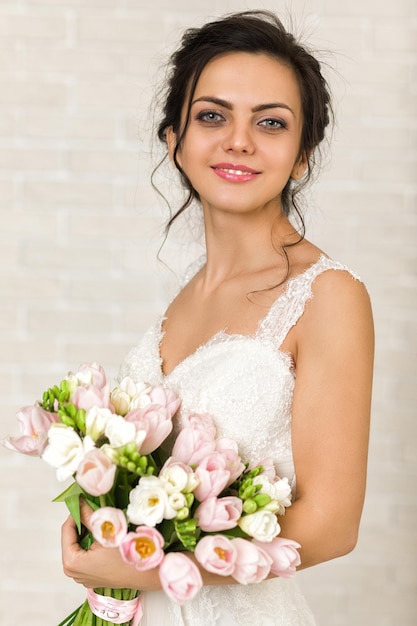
left=61, top=500, right=161, bottom=591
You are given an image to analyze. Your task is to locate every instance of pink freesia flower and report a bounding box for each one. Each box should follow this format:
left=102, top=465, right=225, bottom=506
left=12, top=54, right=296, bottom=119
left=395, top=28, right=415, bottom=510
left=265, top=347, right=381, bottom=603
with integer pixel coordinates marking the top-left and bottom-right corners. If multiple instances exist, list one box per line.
left=194, top=535, right=237, bottom=576
left=2, top=404, right=59, bottom=456
left=76, top=447, right=116, bottom=496
left=253, top=537, right=301, bottom=578
left=171, top=427, right=216, bottom=466
left=75, top=362, right=107, bottom=389
left=193, top=452, right=231, bottom=502
left=147, top=386, right=181, bottom=418
left=195, top=496, right=242, bottom=531
left=231, top=537, right=272, bottom=584
left=215, top=437, right=246, bottom=485
left=90, top=507, right=127, bottom=547
left=71, top=384, right=112, bottom=412
left=125, top=404, right=173, bottom=455
left=159, top=553, right=203, bottom=605
left=120, top=526, right=165, bottom=571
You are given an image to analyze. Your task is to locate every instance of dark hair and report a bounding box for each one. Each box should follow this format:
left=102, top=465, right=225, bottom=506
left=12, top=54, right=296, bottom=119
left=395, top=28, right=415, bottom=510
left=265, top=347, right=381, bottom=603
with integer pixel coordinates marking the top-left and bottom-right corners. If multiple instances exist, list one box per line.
left=156, top=10, right=332, bottom=233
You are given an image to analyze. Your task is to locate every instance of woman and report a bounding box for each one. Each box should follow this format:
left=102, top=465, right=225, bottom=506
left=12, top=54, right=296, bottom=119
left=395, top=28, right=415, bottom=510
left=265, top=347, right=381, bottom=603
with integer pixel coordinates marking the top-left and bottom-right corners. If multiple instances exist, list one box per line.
left=61, top=11, right=374, bottom=625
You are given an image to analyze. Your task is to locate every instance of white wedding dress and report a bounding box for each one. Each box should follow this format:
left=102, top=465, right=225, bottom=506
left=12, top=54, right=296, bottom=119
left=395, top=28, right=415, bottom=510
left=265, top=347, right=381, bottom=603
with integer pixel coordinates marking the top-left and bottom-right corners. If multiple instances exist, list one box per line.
left=118, top=254, right=358, bottom=626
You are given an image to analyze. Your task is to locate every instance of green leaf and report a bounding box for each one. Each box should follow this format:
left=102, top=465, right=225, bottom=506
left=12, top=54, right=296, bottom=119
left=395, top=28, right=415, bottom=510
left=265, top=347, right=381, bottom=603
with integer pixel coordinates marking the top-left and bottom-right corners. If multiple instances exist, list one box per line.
left=53, top=481, right=84, bottom=504
left=53, top=482, right=85, bottom=534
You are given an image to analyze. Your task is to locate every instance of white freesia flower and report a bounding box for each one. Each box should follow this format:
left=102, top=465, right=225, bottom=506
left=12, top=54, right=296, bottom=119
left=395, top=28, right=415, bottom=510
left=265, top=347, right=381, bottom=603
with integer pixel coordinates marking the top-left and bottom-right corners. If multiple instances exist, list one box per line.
left=159, top=463, right=198, bottom=494
left=168, top=491, right=187, bottom=511
left=105, top=415, right=145, bottom=448
left=42, top=424, right=95, bottom=481
left=253, top=475, right=292, bottom=515
left=85, top=406, right=113, bottom=441
left=238, top=510, right=281, bottom=542
left=127, top=476, right=177, bottom=527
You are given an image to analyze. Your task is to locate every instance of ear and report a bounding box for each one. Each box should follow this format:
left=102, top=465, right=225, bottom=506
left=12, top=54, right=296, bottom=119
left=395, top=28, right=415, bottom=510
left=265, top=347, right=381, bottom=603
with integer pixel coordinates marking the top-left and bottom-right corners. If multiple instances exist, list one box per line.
left=291, top=151, right=309, bottom=180
left=166, top=126, right=180, bottom=166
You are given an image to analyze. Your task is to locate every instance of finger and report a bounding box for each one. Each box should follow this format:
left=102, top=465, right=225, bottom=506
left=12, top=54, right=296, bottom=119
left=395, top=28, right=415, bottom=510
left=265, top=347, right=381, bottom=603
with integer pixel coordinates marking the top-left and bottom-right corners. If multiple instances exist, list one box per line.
left=79, top=499, right=94, bottom=530
left=61, top=514, right=80, bottom=550
left=61, top=515, right=84, bottom=578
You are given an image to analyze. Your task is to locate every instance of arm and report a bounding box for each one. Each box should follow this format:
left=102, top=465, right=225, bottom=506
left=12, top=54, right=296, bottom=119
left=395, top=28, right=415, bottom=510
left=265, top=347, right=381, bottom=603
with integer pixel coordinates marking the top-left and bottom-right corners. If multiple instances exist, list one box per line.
left=278, top=269, right=374, bottom=568
left=61, top=269, right=374, bottom=587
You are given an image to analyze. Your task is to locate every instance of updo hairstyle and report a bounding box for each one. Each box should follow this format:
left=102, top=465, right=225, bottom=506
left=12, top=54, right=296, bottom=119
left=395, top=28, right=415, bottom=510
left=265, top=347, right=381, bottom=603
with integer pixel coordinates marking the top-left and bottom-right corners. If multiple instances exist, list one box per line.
left=156, top=10, right=332, bottom=229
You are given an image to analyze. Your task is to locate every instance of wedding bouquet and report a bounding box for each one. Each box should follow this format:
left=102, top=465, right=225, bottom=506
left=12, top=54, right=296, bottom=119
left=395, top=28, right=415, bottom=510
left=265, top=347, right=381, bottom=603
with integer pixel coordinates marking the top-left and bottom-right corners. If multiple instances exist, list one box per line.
left=3, top=362, right=301, bottom=626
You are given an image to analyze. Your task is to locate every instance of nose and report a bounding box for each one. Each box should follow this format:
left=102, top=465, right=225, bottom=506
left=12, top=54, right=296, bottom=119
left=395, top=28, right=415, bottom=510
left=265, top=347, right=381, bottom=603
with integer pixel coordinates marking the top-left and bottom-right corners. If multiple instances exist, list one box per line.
left=222, top=120, right=255, bottom=154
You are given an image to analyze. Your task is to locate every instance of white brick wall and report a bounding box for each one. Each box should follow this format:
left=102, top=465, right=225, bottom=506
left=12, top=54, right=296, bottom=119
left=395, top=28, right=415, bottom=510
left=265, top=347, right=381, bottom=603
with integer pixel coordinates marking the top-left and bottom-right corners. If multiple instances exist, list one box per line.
left=0, top=1, right=415, bottom=624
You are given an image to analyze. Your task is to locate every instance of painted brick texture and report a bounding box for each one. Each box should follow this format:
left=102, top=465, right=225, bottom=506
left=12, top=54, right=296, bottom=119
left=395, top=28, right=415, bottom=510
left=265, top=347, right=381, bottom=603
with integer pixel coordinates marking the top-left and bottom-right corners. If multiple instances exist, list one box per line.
left=0, top=1, right=415, bottom=625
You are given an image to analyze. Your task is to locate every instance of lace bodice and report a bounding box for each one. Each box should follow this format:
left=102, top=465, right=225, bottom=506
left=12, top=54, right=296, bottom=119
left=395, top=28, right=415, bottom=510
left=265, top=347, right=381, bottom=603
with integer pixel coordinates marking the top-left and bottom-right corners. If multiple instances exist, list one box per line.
left=118, top=254, right=359, bottom=626
left=119, top=255, right=357, bottom=486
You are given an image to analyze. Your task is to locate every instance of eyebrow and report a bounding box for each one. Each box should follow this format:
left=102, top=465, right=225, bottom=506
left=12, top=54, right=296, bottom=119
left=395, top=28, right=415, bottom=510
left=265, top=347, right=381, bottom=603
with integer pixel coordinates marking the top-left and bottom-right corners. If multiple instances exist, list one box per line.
left=191, top=96, right=295, bottom=117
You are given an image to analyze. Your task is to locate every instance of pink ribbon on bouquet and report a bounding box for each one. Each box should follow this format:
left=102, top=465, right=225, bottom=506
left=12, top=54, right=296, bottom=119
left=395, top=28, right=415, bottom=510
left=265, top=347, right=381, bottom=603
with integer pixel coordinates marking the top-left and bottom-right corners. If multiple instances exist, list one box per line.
left=87, top=588, right=143, bottom=625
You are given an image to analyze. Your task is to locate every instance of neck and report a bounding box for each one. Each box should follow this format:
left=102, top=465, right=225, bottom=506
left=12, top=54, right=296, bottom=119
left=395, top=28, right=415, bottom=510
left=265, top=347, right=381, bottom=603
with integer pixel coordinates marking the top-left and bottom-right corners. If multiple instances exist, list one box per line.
left=200, top=204, right=299, bottom=286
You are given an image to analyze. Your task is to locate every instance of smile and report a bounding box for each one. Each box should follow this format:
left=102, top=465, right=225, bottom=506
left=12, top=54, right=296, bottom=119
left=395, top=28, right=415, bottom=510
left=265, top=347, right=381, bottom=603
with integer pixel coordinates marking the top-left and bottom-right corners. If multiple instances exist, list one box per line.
left=211, top=163, right=260, bottom=183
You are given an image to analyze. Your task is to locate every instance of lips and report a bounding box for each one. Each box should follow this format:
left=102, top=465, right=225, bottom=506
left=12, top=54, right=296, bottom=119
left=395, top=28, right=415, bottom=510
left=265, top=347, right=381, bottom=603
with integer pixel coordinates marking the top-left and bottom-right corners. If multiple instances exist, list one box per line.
left=211, top=162, right=260, bottom=183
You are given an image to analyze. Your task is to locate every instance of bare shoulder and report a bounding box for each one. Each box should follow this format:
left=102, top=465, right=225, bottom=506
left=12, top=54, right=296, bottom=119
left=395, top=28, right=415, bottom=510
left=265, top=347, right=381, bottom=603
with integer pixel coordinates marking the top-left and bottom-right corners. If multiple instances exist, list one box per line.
left=310, top=264, right=372, bottom=317
left=297, top=263, right=374, bottom=359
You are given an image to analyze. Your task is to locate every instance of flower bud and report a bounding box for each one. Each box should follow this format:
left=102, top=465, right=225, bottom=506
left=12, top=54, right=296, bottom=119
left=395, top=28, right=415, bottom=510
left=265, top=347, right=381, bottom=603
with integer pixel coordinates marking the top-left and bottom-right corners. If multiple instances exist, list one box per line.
left=241, top=485, right=257, bottom=499
left=60, top=414, right=75, bottom=428
left=253, top=493, right=271, bottom=508
left=75, top=408, right=86, bottom=432
left=176, top=507, right=190, bottom=520
left=243, top=499, right=258, bottom=514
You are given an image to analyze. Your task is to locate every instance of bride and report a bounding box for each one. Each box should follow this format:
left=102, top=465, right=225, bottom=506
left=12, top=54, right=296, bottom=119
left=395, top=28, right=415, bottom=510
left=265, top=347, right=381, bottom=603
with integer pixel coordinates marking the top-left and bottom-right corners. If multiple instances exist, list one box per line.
left=61, top=11, right=374, bottom=625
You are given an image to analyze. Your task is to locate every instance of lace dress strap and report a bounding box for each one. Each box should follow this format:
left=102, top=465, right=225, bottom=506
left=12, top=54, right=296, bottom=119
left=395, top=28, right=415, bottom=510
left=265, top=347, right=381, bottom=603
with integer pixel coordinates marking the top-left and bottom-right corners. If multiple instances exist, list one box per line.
left=258, top=255, right=360, bottom=349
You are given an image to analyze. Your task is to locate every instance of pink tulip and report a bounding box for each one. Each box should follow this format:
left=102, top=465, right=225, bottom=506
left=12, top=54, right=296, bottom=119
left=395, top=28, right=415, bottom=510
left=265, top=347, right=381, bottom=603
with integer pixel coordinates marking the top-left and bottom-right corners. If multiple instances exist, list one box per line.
left=125, top=404, right=173, bottom=455
left=148, top=386, right=181, bottom=418
left=195, top=496, right=242, bottom=531
left=90, top=507, right=127, bottom=547
left=172, top=427, right=216, bottom=466
left=231, top=537, right=272, bottom=584
left=159, top=553, right=203, bottom=605
left=76, top=447, right=116, bottom=496
left=76, top=362, right=107, bottom=389
left=249, top=457, right=277, bottom=480
left=253, top=537, right=301, bottom=578
left=182, top=412, right=217, bottom=439
left=194, top=535, right=237, bottom=576
left=71, top=384, right=112, bottom=412
left=194, top=452, right=231, bottom=502
left=2, top=404, right=59, bottom=456
left=120, top=526, right=165, bottom=571
left=215, top=438, right=246, bottom=485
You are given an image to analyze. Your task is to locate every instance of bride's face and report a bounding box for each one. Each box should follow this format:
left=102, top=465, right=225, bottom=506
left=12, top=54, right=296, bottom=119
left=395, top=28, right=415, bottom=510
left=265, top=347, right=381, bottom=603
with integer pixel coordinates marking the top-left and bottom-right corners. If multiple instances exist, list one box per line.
left=167, top=51, right=307, bottom=218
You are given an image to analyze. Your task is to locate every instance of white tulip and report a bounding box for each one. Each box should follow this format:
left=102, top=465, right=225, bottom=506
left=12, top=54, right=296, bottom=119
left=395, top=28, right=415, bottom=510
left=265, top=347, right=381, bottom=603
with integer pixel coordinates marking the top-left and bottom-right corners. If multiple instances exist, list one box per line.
left=105, top=415, right=144, bottom=448
left=85, top=406, right=113, bottom=441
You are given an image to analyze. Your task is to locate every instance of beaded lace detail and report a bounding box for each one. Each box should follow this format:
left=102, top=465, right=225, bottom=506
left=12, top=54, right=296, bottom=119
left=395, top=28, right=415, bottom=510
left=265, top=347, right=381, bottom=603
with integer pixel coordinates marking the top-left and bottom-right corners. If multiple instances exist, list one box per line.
left=118, top=254, right=359, bottom=626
